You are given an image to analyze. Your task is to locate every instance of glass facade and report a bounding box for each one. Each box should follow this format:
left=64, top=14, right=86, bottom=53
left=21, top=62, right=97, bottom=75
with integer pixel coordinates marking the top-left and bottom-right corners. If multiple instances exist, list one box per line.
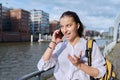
left=30, top=10, right=49, bottom=34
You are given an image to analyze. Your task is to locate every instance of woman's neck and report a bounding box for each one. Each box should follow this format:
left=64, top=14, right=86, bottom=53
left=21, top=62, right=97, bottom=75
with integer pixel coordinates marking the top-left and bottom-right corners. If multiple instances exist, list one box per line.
left=69, top=36, right=80, bottom=46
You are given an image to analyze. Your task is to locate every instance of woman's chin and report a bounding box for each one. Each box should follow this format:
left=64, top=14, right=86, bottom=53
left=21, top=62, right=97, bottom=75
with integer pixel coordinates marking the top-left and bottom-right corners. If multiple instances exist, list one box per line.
left=66, top=37, right=71, bottom=41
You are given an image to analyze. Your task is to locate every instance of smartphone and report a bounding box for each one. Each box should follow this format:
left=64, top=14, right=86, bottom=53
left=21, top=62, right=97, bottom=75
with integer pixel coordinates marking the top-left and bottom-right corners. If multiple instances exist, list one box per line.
left=56, top=30, right=64, bottom=39
left=58, top=30, right=64, bottom=38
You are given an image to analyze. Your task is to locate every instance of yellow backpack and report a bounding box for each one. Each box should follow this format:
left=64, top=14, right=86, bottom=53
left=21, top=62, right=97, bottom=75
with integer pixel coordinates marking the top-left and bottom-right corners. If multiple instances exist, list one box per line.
left=86, top=39, right=116, bottom=80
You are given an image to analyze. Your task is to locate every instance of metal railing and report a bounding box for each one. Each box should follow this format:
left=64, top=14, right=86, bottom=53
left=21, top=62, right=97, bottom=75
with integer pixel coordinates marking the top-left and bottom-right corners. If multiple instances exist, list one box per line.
left=17, top=66, right=55, bottom=80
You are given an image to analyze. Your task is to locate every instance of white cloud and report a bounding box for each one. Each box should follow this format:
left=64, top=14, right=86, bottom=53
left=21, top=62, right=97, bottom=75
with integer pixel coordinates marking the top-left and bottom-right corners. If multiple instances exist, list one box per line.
left=84, top=16, right=114, bottom=28
left=1, top=0, right=120, bottom=31
left=110, top=0, right=120, bottom=4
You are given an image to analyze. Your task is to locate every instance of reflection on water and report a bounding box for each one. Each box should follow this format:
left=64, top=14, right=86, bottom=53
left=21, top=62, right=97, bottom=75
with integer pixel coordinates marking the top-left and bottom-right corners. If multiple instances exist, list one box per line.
left=0, top=42, right=49, bottom=80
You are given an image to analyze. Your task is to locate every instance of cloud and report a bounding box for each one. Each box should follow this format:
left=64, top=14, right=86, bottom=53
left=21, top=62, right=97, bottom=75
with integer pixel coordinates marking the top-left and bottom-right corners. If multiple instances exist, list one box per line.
left=110, top=0, right=120, bottom=4
left=85, top=16, right=114, bottom=28
left=1, top=0, right=120, bottom=31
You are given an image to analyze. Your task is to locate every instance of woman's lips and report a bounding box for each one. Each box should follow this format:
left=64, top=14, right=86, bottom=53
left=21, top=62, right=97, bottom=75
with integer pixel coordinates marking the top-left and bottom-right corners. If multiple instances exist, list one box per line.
left=65, top=33, right=70, bottom=38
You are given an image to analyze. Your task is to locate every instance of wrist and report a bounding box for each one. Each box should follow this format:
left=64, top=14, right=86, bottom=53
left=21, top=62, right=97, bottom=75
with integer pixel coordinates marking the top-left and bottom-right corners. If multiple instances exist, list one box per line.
left=77, top=63, right=82, bottom=69
left=48, top=41, right=57, bottom=50
left=48, top=46, right=55, bottom=50
left=51, top=41, right=57, bottom=45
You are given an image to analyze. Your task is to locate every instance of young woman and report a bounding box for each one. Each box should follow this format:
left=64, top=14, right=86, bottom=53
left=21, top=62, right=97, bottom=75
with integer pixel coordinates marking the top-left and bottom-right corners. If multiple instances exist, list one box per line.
left=37, top=11, right=106, bottom=80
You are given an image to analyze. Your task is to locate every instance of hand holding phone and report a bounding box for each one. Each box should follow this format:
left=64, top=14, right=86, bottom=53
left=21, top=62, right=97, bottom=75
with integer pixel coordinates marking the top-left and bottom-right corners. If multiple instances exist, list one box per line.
left=56, top=30, right=64, bottom=39
left=52, top=29, right=64, bottom=44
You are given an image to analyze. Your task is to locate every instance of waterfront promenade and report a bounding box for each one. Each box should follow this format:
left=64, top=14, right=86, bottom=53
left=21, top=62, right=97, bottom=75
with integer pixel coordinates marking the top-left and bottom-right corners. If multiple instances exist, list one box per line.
left=106, top=41, right=120, bottom=79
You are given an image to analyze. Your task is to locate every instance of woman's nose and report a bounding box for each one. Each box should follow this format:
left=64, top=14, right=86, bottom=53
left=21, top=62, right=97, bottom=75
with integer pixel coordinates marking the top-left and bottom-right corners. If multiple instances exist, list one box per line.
left=63, top=27, right=67, bottom=34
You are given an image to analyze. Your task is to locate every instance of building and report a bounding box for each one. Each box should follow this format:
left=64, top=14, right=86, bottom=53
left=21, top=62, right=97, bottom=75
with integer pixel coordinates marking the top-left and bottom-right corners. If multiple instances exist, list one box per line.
left=0, top=4, right=2, bottom=41
left=30, top=9, right=49, bottom=35
left=49, top=20, right=59, bottom=34
left=84, top=29, right=100, bottom=38
left=2, top=6, right=11, bottom=32
left=109, top=26, right=114, bottom=38
left=0, top=4, right=31, bottom=42
left=9, top=9, right=30, bottom=41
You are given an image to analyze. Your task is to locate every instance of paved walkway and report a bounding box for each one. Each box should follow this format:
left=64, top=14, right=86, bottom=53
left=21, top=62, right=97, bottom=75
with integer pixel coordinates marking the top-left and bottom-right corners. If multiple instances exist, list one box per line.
left=47, top=77, right=55, bottom=80
left=106, top=41, right=120, bottom=79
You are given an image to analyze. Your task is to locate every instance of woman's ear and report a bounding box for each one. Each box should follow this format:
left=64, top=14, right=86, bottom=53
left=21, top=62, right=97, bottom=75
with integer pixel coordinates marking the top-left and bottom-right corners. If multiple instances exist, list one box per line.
left=77, top=23, right=80, bottom=29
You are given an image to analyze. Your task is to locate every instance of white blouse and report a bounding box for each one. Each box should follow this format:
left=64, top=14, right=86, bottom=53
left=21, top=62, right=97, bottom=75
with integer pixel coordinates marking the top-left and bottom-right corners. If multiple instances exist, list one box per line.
left=37, top=38, right=106, bottom=80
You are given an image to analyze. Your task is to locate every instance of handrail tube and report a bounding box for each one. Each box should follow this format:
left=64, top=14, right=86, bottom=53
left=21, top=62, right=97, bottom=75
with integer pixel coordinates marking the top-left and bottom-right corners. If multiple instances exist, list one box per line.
left=17, top=66, right=55, bottom=80
left=17, top=71, right=42, bottom=80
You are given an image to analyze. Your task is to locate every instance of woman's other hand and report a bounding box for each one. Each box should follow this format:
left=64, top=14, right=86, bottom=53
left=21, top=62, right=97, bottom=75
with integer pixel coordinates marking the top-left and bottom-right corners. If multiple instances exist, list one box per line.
left=68, top=51, right=82, bottom=67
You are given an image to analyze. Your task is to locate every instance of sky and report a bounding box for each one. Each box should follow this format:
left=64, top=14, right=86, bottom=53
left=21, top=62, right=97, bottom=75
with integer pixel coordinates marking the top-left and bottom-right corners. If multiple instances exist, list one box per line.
left=1, top=0, right=120, bottom=32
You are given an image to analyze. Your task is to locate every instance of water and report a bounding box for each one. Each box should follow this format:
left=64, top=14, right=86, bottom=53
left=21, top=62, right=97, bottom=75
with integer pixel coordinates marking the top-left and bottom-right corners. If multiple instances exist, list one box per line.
left=0, top=42, right=49, bottom=80
left=0, top=39, right=110, bottom=80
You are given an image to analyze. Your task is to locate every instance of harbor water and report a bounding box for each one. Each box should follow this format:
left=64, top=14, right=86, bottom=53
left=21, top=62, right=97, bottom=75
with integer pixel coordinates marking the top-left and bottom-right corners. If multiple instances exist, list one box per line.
left=0, top=42, right=49, bottom=80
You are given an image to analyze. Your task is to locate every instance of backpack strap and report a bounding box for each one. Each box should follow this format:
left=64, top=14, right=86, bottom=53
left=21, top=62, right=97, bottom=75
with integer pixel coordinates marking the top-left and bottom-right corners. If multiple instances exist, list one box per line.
left=86, top=39, right=96, bottom=80
left=86, top=39, right=94, bottom=66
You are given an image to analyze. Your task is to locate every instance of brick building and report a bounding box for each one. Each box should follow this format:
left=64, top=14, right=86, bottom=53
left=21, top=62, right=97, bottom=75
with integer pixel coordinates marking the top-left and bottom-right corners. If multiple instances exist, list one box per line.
left=49, top=20, right=59, bottom=34
left=0, top=4, right=2, bottom=41
left=84, top=30, right=100, bottom=38
left=2, top=7, right=11, bottom=32
left=0, top=7, right=31, bottom=42
left=9, top=9, right=30, bottom=41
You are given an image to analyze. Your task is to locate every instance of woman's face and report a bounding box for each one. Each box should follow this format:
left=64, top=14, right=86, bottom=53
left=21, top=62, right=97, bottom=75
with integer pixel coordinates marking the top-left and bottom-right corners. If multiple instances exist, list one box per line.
left=60, top=16, right=80, bottom=42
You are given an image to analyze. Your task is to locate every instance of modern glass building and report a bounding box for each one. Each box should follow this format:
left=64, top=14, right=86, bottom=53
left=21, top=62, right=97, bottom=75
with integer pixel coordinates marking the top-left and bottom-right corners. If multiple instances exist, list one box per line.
left=30, top=9, right=49, bottom=35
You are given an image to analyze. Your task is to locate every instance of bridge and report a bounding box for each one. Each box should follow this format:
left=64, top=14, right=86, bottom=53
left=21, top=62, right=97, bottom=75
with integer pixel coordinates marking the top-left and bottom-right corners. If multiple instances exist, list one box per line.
left=103, top=13, right=120, bottom=56
left=114, top=13, right=120, bottom=42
